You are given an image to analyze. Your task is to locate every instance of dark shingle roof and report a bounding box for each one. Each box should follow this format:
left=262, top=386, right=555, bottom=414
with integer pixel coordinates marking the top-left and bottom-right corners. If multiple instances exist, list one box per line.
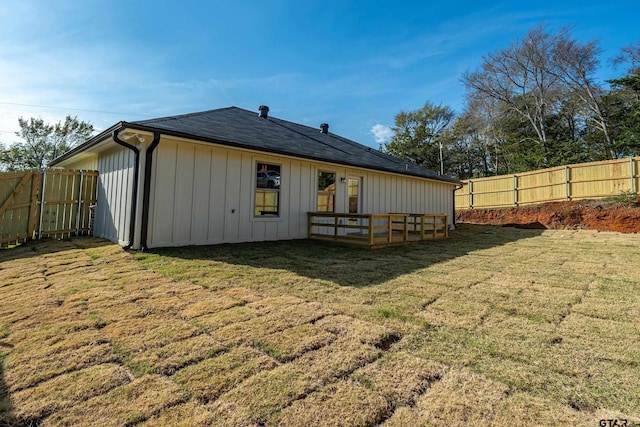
left=130, top=106, right=459, bottom=184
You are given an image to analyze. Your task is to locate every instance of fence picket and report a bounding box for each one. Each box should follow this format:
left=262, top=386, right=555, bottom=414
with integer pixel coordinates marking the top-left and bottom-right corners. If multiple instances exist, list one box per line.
left=0, top=169, right=98, bottom=247
left=456, top=157, right=640, bottom=210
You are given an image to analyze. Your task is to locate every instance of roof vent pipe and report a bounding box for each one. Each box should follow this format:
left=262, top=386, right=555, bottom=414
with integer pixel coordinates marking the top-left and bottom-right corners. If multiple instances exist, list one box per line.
left=258, top=105, right=269, bottom=118
left=320, top=123, right=329, bottom=134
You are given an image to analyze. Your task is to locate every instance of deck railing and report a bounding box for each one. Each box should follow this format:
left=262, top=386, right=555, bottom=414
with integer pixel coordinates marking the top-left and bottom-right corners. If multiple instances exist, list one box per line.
left=307, top=212, right=448, bottom=248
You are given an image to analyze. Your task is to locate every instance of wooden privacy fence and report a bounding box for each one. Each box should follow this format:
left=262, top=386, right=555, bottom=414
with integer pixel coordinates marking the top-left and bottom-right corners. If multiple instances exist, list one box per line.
left=0, top=169, right=98, bottom=247
left=456, top=157, right=640, bottom=210
left=308, top=212, right=448, bottom=248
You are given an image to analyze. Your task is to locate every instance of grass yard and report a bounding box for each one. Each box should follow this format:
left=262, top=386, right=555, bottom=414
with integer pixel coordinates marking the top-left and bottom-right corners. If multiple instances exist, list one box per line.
left=0, top=224, right=639, bottom=426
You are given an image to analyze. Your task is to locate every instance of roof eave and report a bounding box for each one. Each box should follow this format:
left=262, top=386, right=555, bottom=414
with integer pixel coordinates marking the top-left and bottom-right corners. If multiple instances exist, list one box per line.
left=49, top=120, right=461, bottom=185
left=49, top=122, right=126, bottom=166
left=123, top=124, right=461, bottom=185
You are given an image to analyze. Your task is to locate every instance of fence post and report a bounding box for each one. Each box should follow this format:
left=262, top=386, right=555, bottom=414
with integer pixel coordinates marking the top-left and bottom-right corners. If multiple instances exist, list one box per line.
left=513, top=174, right=518, bottom=206
left=564, top=165, right=571, bottom=201
left=630, top=157, right=636, bottom=194
left=468, top=180, right=473, bottom=209
left=75, top=170, right=84, bottom=236
left=403, top=215, right=409, bottom=242
left=38, top=169, right=47, bottom=239
left=29, top=171, right=41, bottom=239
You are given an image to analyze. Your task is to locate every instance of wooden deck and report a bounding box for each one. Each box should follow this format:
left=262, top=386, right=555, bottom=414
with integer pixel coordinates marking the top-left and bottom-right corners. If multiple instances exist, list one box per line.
left=307, top=212, right=448, bottom=248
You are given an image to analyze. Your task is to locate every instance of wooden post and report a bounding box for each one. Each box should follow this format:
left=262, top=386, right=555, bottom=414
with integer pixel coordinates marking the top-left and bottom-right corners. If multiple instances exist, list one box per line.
left=630, top=156, right=636, bottom=194
left=368, top=216, right=374, bottom=246
left=75, top=171, right=84, bottom=236
left=38, top=170, right=46, bottom=239
left=565, top=165, right=571, bottom=201
left=468, top=180, right=473, bottom=208
left=444, top=215, right=449, bottom=238
left=403, top=215, right=409, bottom=242
left=387, top=215, right=392, bottom=243
left=433, top=215, right=437, bottom=238
left=29, top=171, right=41, bottom=239
left=513, top=174, right=518, bottom=206
left=307, top=212, right=313, bottom=238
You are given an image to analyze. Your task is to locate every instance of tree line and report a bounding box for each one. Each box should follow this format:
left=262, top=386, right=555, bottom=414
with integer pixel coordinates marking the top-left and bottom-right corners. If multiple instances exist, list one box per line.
left=2, top=24, right=638, bottom=177
left=0, top=116, right=94, bottom=171
left=382, top=24, right=640, bottom=179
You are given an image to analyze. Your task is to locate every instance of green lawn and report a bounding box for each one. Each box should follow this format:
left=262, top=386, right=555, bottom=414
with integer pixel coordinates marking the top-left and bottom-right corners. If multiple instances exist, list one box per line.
left=0, top=224, right=638, bottom=426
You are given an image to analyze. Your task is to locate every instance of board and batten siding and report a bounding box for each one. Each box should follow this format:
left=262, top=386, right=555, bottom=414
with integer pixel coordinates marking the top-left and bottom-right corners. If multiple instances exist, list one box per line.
left=94, top=146, right=135, bottom=245
left=60, top=155, right=98, bottom=171
left=146, top=137, right=455, bottom=248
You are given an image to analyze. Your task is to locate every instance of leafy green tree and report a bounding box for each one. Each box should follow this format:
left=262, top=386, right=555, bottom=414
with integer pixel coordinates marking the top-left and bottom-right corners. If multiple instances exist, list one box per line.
left=0, top=116, right=94, bottom=170
left=382, top=102, right=454, bottom=173
left=603, top=70, right=640, bottom=156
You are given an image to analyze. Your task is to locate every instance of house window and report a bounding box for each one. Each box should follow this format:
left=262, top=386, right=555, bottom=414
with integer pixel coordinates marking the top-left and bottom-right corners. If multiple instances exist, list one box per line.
left=317, top=171, right=336, bottom=212
left=255, top=162, right=281, bottom=217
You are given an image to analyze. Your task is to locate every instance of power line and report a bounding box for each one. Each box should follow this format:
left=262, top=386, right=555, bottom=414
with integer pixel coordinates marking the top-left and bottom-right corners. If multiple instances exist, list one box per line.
left=0, top=101, right=148, bottom=117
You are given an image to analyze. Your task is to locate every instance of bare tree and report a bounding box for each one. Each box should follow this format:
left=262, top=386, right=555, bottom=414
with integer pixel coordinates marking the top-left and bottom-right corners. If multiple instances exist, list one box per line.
left=612, top=41, right=640, bottom=71
left=462, top=24, right=580, bottom=166
left=552, top=38, right=617, bottom=158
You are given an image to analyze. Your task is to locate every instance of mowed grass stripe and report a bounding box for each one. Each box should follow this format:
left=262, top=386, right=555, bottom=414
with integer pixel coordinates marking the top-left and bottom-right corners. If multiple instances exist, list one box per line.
left=44, top=375, right=188, bottom=427
left=10, top=363, right=131, bottom=423
left=1, top=226, right=639, bottom=425
left=210, top=338, right=382, bottom=425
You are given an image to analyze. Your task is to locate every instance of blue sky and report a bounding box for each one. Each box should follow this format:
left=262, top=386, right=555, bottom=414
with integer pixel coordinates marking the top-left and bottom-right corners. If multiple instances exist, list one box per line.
left=1, top=1, right=639, bottom=149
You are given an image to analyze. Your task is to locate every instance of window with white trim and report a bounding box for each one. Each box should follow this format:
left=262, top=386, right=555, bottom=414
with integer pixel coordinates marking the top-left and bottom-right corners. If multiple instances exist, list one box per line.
left=255, top=162, right=281, bottom=217
left=317, top=171, right=336, bottom=212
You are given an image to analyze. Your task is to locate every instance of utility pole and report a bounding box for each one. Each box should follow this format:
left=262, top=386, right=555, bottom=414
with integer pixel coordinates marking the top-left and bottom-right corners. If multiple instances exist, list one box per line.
left=438, top=139, right=444, bottom=175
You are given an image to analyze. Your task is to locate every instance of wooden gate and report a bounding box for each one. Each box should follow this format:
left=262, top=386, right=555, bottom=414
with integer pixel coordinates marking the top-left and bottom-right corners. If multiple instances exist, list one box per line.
left=0, top=170, right=98, bottom=247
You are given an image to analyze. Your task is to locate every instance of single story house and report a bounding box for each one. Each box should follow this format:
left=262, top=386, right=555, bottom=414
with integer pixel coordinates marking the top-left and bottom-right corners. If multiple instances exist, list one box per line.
left=50, top=106, right=461, bottom=250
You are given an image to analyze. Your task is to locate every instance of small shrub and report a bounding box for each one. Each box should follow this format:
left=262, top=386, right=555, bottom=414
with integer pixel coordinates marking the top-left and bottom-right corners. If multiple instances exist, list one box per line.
left=0, top=323, right=9, bottom=339
left=605, top=190, right=639, bottom=205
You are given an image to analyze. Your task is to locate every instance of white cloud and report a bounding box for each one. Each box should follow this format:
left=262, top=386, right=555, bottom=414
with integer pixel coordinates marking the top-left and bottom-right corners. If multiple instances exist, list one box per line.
left=370, top=124, right=394, bottom=145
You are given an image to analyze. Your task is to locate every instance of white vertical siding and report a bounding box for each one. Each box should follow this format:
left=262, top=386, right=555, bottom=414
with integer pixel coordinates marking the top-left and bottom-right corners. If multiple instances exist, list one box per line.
left=238, top=154, right=253, bottom=241
left=288, top=159, right=302, bottom=237
left=223, top=151, right=242, bottom=241
left=191, top=145, right=212, bottom=245
left=297, top=161, right=313, bottom=237
left=149, top=139, right=176, bottom=245
left=63, top=155, right=98, bottom=170
left=209, top=149, right=227, bottom=242
left=173, top=143, right=195, bottom=244
left=95, top=146, right=134, bottom=245
left=146, top=138, right=456, bottom=248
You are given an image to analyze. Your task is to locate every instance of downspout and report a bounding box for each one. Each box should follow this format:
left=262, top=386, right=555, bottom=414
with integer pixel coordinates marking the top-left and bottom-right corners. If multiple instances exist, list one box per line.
left=112, top=128, right=140, bottom=250
left=453, top=183, right=464, bottom=228
left=140, top=132, right=161, bottom=251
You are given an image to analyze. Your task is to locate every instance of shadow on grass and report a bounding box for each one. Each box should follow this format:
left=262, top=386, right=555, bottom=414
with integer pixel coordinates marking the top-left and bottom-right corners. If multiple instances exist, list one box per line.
left=143, top=224, right=544, bottom=287
left=0, top=237, right=114, bottom=264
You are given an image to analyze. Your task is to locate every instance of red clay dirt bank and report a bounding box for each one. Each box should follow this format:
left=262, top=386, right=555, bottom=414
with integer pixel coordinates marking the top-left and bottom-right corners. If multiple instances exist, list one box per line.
left=456, top=201, right=640, bottom=233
